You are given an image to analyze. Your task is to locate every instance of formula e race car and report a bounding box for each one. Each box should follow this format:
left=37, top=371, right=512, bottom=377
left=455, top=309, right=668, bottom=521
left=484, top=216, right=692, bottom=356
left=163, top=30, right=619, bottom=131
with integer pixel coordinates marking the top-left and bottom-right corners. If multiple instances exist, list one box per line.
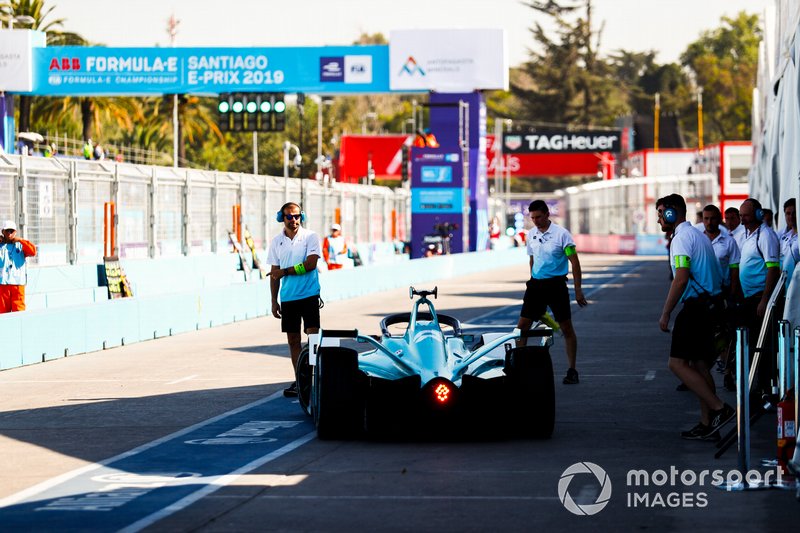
left=295, top=287, right=555, bottom=440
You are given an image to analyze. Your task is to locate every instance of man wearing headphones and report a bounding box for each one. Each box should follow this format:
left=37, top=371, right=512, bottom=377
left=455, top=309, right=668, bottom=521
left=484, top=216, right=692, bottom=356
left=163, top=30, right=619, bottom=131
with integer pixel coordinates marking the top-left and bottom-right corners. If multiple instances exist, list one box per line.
left=657, top=194, right=733, bottom=440
left=738, top=198, right=781, bottom=395
left=268, top=202, right=322, bottom=397
left=516, top=199, right=587, bottom=385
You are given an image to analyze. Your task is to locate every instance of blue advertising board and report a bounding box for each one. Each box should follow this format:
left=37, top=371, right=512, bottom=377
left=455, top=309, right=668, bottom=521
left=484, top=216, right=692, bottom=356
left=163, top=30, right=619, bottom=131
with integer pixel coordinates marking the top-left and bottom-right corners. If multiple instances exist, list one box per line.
left=28, top=45, right=392, bottom=95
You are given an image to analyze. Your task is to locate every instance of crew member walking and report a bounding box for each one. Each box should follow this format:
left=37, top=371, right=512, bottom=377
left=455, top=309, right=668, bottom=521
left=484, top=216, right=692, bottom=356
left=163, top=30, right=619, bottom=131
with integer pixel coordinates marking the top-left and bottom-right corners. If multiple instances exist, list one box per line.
left=516, top=200, right=587, bottom=384
left=656, top=194, right=734, bottom=440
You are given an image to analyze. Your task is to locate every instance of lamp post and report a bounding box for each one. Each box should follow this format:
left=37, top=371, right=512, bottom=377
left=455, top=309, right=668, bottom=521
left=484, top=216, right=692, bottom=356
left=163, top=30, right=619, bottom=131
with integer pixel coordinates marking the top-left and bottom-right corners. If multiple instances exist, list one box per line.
left=4, top=14, right=35, bottom=28
left=316, top=96, right=333, bottom=176
left=697, top=87, right=704, bottom=153
left=361, top=112, right=377, bottom=135
left=283, top=140, right=301, bottom=202
left=654, top=92, right=660, bottom=153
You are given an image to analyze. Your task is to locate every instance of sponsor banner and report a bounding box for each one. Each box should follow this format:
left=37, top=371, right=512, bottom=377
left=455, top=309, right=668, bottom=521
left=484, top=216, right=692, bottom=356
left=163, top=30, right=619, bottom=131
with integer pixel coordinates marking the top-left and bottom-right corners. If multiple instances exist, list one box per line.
left=411, top=188, right=464, bottom=213
left=29, top=45, right=388, bottom=95
left=389, top=29, right=508, bottom=92
left=336, top=134, right=616, bottom=182
left=0, top=30, right=46, bottom=92
left=503, top=130, right=622, bottom=154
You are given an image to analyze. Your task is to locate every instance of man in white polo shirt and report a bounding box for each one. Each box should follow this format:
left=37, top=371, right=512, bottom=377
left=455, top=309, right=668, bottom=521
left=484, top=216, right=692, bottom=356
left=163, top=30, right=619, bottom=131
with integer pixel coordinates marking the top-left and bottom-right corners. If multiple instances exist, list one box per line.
left=268, top=202, right=322, bottom=397
left=738, top=198, right=781, bottom=396
left=657, top=194, right=733, bottom=441
left=516, top=199, right=587, bottom=385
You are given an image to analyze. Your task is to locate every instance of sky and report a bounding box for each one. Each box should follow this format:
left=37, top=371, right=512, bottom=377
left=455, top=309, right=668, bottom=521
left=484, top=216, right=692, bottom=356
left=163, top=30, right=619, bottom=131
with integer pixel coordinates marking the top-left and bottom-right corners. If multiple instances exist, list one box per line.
left=48, top=0, right=771, bottom=67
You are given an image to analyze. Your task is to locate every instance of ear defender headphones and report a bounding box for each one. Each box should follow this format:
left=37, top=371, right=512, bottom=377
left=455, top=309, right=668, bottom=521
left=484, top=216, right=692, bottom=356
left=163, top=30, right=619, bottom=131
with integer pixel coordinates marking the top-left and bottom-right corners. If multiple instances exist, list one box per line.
left=276, top=210, right=306, bottom=223
left=276, top=203, right=306, bottom=223
left=662, top=206, right=678, bottom=224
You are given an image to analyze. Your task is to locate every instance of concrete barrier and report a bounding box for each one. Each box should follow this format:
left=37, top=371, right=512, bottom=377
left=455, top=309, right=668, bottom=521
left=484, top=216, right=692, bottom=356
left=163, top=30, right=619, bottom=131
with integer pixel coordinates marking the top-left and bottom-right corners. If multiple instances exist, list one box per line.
left=0, top=247, right=527, bottom=371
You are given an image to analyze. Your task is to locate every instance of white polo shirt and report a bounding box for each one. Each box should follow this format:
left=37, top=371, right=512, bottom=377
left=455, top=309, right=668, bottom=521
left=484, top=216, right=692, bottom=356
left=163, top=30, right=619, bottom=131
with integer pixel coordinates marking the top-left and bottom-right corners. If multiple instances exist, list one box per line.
left=526, top=221, right=576, bottom=279
left=669, top=221, right=722, bottom=301
left=739, top=223, right=781, bottom=298
left=708, top=230, right=740, bottom=288
left=730, top=224, right=746, bottom=251
left=267, top=226, right=321, bottom=302
left=781, top=230, right=799, bottom=280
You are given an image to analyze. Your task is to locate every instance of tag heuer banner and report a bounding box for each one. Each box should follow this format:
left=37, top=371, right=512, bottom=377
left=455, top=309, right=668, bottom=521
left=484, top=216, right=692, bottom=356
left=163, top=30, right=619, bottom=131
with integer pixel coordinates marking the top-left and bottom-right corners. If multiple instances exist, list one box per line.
left=503, top=130, right=622, bottom=154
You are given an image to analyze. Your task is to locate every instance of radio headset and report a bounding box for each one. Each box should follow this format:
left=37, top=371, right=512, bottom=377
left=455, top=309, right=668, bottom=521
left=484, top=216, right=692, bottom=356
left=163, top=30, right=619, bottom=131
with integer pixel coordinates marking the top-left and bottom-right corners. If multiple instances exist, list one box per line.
left=662, top=206, right=678, bottom=224
left=276, top=203, right=306, bottom=223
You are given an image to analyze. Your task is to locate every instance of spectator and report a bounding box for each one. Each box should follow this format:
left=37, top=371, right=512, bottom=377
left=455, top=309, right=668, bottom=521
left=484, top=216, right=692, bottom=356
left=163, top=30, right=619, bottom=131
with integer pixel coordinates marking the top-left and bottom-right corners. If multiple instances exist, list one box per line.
left=322, top=223, right=348, bottom=270
left=268, top=202, right=321, bottom=398
left=516, top=199, right=587, bottom=385
left=93, top=141, right=105, bottom=161
left=0, top=220, right=37, bottom=313
left=656, top=194, right=733, bottom=441
left=83, top=139, right=93, bottom=160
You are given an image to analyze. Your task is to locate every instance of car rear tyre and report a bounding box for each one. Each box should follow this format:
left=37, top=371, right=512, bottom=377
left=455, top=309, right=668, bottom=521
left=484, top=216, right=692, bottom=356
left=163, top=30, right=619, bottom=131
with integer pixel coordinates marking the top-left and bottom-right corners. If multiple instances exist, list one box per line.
left=314, top=347, right=363, bottom=439
left=296, top=345, right=312, bottom=416
left=505, top=346, right=555, bottom=438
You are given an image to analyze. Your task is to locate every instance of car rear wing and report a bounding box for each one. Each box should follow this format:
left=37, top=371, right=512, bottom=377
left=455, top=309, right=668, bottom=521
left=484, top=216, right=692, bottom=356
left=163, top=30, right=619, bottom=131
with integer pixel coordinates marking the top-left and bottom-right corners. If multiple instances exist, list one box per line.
left=308, top=329, right=417, bottom=374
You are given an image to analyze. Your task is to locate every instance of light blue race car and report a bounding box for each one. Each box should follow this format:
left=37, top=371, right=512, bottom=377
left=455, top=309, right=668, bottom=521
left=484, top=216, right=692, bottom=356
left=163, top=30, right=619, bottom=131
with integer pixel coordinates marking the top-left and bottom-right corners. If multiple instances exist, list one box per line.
left=297, top=287, right=555, bottom=440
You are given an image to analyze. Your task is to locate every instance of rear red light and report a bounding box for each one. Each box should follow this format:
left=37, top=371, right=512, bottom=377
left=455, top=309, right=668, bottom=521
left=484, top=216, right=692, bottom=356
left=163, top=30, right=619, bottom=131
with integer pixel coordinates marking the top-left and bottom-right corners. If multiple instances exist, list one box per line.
left=434, top=382, right=450, bottom=403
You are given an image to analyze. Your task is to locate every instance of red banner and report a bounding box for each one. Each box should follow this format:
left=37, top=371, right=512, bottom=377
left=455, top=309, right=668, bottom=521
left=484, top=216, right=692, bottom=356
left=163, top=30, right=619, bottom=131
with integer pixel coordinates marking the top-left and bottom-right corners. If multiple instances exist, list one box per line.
left=335, top=134, right=615, bottom=183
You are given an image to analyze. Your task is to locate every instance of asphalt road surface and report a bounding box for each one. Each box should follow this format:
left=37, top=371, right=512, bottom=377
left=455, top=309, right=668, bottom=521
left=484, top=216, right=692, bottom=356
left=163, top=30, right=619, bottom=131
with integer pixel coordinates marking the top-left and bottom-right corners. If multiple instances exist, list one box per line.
left=0, top=254, right=797, bottom=532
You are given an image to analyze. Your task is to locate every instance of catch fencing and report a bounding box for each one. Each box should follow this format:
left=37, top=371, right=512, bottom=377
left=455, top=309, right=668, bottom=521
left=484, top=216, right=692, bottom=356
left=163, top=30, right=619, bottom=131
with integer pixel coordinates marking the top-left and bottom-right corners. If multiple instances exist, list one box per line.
left=0, top=154, right=410, bottom=266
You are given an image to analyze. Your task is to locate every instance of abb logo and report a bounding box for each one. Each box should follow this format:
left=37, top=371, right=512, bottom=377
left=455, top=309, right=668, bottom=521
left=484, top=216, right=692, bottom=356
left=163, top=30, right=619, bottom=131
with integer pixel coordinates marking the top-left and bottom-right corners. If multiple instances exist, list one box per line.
left=49, top=58, right=82, bottom=71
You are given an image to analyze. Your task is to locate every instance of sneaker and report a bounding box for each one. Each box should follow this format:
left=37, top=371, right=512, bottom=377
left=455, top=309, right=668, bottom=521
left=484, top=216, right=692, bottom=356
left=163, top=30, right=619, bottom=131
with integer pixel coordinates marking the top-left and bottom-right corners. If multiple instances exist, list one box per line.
left=676, top=382, right=689, bottom=391
left=283, top=382, right=298, bottom=397
left=708, top=403, right=736, bottom=430
left=681, top=423, right=721, bottom=441
left=563, top=368, right=579, bottom=385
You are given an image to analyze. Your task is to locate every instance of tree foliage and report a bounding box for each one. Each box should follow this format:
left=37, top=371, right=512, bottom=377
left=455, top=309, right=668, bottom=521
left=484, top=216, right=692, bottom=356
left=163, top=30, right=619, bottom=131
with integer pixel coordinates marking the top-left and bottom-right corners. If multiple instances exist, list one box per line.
left=680, top=12, right=761, bottom=141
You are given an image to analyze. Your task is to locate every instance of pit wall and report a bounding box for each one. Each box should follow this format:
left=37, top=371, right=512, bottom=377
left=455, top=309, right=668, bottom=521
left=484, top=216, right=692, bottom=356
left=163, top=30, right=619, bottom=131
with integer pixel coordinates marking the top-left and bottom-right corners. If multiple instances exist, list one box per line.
left=0, top=247, right=527, bottom=370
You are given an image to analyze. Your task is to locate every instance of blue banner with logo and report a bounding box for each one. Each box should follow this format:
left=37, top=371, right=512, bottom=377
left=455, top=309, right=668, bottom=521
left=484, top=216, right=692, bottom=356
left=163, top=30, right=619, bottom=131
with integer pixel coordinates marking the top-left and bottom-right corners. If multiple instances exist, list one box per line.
left=28, top=45, right=392, bottom=95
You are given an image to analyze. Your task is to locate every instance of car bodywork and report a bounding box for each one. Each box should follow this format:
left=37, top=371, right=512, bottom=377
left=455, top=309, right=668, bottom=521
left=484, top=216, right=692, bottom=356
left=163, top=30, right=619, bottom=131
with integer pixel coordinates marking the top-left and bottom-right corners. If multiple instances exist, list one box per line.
left=297, top=287, right=555, bottom=439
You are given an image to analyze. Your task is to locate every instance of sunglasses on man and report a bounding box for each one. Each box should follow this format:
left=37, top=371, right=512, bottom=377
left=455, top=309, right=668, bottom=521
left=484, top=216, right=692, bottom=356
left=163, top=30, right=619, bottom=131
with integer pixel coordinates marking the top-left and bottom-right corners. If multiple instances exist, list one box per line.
left=283, top=214, right=302, bottom=220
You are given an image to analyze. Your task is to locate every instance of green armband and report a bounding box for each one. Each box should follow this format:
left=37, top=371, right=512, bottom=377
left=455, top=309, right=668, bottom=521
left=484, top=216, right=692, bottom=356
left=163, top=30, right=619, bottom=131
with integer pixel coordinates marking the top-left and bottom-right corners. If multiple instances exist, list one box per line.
left=674, top=255, right=691, bottom=269
left=729, top=263, right=739, bottom=269
left=765, top=261, right=779, bottom=268
left=293, top=262, right=307, bottom=275
left=564, top=245, right=577, bottom=257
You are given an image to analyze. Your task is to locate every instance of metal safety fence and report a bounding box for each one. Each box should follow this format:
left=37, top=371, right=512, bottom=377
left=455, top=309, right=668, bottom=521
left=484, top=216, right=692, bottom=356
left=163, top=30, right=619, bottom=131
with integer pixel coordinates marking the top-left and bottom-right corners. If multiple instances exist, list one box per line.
left=557, top=174, right=717, bottom=236
left=0, top=154, right=411, bottom=266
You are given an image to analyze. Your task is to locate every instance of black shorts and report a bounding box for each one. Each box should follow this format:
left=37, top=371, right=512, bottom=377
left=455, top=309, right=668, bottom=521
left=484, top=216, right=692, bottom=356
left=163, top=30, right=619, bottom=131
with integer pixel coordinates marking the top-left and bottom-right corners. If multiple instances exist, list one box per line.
left=670, top=299, right=716, bottom=362
left=520, top=276, right=571, bottom=323
left=281, top=295, right=320, bottom=333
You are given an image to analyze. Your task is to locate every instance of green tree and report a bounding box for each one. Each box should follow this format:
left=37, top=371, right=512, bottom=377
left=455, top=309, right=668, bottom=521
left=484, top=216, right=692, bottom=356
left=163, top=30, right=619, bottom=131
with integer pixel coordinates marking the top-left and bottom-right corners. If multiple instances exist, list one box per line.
left=512, top=0, right=622, bottom=127
left=680, top=11, right=761, bottom=141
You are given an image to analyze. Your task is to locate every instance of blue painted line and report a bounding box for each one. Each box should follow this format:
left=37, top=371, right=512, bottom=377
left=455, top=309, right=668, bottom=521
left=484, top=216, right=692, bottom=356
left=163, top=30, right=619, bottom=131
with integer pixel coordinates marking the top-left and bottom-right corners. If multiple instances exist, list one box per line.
left=0, top=394, right=314, bottom=532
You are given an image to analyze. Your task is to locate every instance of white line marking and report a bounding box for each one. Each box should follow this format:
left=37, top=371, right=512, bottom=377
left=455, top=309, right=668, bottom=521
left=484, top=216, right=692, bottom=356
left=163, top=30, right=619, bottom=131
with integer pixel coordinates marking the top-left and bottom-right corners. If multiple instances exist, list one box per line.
left=165, top=374, right=198, bottom=385
left=0, top=391, right=286, bottom=508
left=644, top=370, right=656, bottom=381
left=118, top=431, right=317, bottom=533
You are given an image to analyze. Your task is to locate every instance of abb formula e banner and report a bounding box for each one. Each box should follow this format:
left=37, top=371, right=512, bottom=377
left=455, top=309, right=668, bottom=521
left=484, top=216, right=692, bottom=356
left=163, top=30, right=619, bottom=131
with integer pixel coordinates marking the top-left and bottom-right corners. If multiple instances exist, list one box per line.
left=27, top=45, right=388, bottom=95
left=503, top=130, right=622, bottom=154
left=389, top=29, right=508, bottom=92
left=336, top=134, right=614, bottom=182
